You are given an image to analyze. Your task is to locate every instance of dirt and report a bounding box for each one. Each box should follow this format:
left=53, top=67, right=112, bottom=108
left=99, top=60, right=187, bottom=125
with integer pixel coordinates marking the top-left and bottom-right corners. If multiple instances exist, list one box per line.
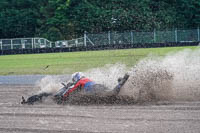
left=0, top=84, right=200, bottom=133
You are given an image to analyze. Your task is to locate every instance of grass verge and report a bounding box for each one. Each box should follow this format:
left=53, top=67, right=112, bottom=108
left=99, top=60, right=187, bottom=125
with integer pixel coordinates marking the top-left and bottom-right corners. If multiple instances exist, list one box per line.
left=0, top=46, right=198, bottom=75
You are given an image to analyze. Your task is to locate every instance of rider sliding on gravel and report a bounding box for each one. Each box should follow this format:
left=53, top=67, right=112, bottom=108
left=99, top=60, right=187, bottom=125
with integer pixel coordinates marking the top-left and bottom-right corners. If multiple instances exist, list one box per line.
left=62, top=72, right=129, bottom=98
left=21, top=72, right=129, bottom=104
left=63, top=72, right=96, bottom=97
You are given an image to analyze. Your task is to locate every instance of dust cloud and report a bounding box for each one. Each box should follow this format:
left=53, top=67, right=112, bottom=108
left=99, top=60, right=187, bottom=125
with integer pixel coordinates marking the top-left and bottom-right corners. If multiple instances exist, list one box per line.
left=36, top=75, right=63, bottom=94
left=84, top=48, right=200, bottom=102
left=85, top=63, right=127, bottom=89
left=37, top=48, right=200, bottom=103
left=120, top=48, right=200, bottom=102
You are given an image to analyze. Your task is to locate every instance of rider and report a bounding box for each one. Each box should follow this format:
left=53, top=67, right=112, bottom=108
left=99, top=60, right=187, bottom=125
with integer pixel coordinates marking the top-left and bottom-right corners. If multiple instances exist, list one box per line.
left=63, top=72, right=96, bottom=98
left=21, top=72, right=129, bottom=104
left=62, top=72, right=129, bottom=98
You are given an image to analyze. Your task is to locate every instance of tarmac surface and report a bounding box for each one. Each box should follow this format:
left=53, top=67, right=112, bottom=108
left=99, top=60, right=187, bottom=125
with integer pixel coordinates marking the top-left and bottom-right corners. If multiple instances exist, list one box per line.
left=0, top=84, right=200, bottom=133
left=0, top=75, right=70, bottom=85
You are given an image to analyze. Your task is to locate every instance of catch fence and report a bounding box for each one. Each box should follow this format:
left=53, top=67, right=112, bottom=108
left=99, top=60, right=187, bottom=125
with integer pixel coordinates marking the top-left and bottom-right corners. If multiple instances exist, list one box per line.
left=0, top=28, right=199, bottom=51
left=85, top=28, right=200, bottom=46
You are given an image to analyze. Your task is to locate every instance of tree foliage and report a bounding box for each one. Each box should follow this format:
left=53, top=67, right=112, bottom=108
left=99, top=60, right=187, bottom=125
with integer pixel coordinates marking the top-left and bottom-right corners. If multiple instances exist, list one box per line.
left=0, top=0, right=199, bottom=40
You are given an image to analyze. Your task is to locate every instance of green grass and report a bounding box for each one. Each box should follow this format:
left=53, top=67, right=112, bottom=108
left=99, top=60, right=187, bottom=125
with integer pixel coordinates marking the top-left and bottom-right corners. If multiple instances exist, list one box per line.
left=0, top=46, right=198, bottom=75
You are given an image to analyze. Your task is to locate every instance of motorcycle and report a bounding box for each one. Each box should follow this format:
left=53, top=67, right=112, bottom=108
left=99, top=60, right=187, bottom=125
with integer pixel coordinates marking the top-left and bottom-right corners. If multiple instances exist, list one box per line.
left=21, top=74, right=129, bottom=105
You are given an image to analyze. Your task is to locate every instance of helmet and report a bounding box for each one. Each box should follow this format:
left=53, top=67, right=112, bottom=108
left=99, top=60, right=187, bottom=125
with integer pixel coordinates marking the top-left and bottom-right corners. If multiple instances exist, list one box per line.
left=71, top=72, right=84, bottom=82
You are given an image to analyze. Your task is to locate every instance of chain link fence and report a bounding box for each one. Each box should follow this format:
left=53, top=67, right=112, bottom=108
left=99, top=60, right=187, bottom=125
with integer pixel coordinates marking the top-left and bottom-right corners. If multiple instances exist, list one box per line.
left=86, top=28, right=200, bottom=46
left=0, top=28, right=200, bottom=50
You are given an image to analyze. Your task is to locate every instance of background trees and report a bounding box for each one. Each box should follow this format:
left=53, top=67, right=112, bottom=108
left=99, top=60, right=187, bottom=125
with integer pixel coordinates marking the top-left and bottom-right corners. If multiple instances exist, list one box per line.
left=0, top=0, right=199, bottom=41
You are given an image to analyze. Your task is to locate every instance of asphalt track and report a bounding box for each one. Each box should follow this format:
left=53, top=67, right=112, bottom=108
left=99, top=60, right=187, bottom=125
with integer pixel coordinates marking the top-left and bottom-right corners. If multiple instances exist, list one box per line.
left=0, top=84, right=200, bottom=133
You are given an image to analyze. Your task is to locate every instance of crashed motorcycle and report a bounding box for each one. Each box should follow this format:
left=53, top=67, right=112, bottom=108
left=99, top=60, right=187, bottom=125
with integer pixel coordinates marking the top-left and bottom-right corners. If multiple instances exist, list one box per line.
left=21, top=74, right=129, bottom=105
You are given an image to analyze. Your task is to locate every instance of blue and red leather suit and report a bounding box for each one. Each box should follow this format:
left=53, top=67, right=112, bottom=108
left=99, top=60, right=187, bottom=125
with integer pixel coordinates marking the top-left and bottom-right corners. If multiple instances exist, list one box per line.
left=63, top=77, right=95, bottom=97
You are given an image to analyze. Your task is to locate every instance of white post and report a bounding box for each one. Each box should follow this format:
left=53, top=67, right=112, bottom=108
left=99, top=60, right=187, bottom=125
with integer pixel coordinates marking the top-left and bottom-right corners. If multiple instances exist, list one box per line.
left=84, top=31, right=87, bottom=47
left=131, top=31, right=133, bottom=44
left=75, top=39, right=78, bottom=47
left=175, top=28, right=178, bottom=42
left=198, top=27, right=199, bottom=41
left=32, top=38, right=34, bottom=49
left=23, top=39, right=26, bottom=49
left=66, top=41, right=68, bottom=47
left=11, top=39, right=13, bottom=49
left=21, top=39, right=24, bottom=49
left=108, top=31, right=111, bottom=45
left=24, top=40, right=26, bottom=49
left=50, top=41, right=52, bottom=48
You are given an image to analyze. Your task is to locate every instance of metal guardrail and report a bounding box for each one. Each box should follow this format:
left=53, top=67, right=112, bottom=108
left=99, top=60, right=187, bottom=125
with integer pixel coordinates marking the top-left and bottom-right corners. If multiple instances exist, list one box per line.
left=55, top=37, right=84, bottom=48
left=0, top=38, right=53, bottom=50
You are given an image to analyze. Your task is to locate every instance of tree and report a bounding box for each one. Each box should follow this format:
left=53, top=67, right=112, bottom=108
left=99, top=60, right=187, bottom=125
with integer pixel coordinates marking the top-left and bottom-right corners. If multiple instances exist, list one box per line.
left=0, top=0, right=39, bottom=38
left=0, top=0, right=199, bottom=40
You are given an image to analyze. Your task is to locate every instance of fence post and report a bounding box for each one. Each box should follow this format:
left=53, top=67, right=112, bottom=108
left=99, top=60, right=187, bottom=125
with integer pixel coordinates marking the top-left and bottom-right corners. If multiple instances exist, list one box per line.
left=84, top=31, right=87, bottom=47
left=32, top=38, right=34, bottom=49
left=50, top=41, right=52, bottom=48
left=154, top=29, right=156, bottom=43
left=175, top=28, right=178, bottom=42
left=108, top=31, right=111, bottom=45
left=11, top=39, right=13, bottom=50
left=131, top=31, right=133, bottom=44
left=75, top=39, right=78, bottom=47
left=65, top=41, right=68, bottom=47
left=198, top=27, right=200, bottom=41
left=22, top=39, right=25, bottom=49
